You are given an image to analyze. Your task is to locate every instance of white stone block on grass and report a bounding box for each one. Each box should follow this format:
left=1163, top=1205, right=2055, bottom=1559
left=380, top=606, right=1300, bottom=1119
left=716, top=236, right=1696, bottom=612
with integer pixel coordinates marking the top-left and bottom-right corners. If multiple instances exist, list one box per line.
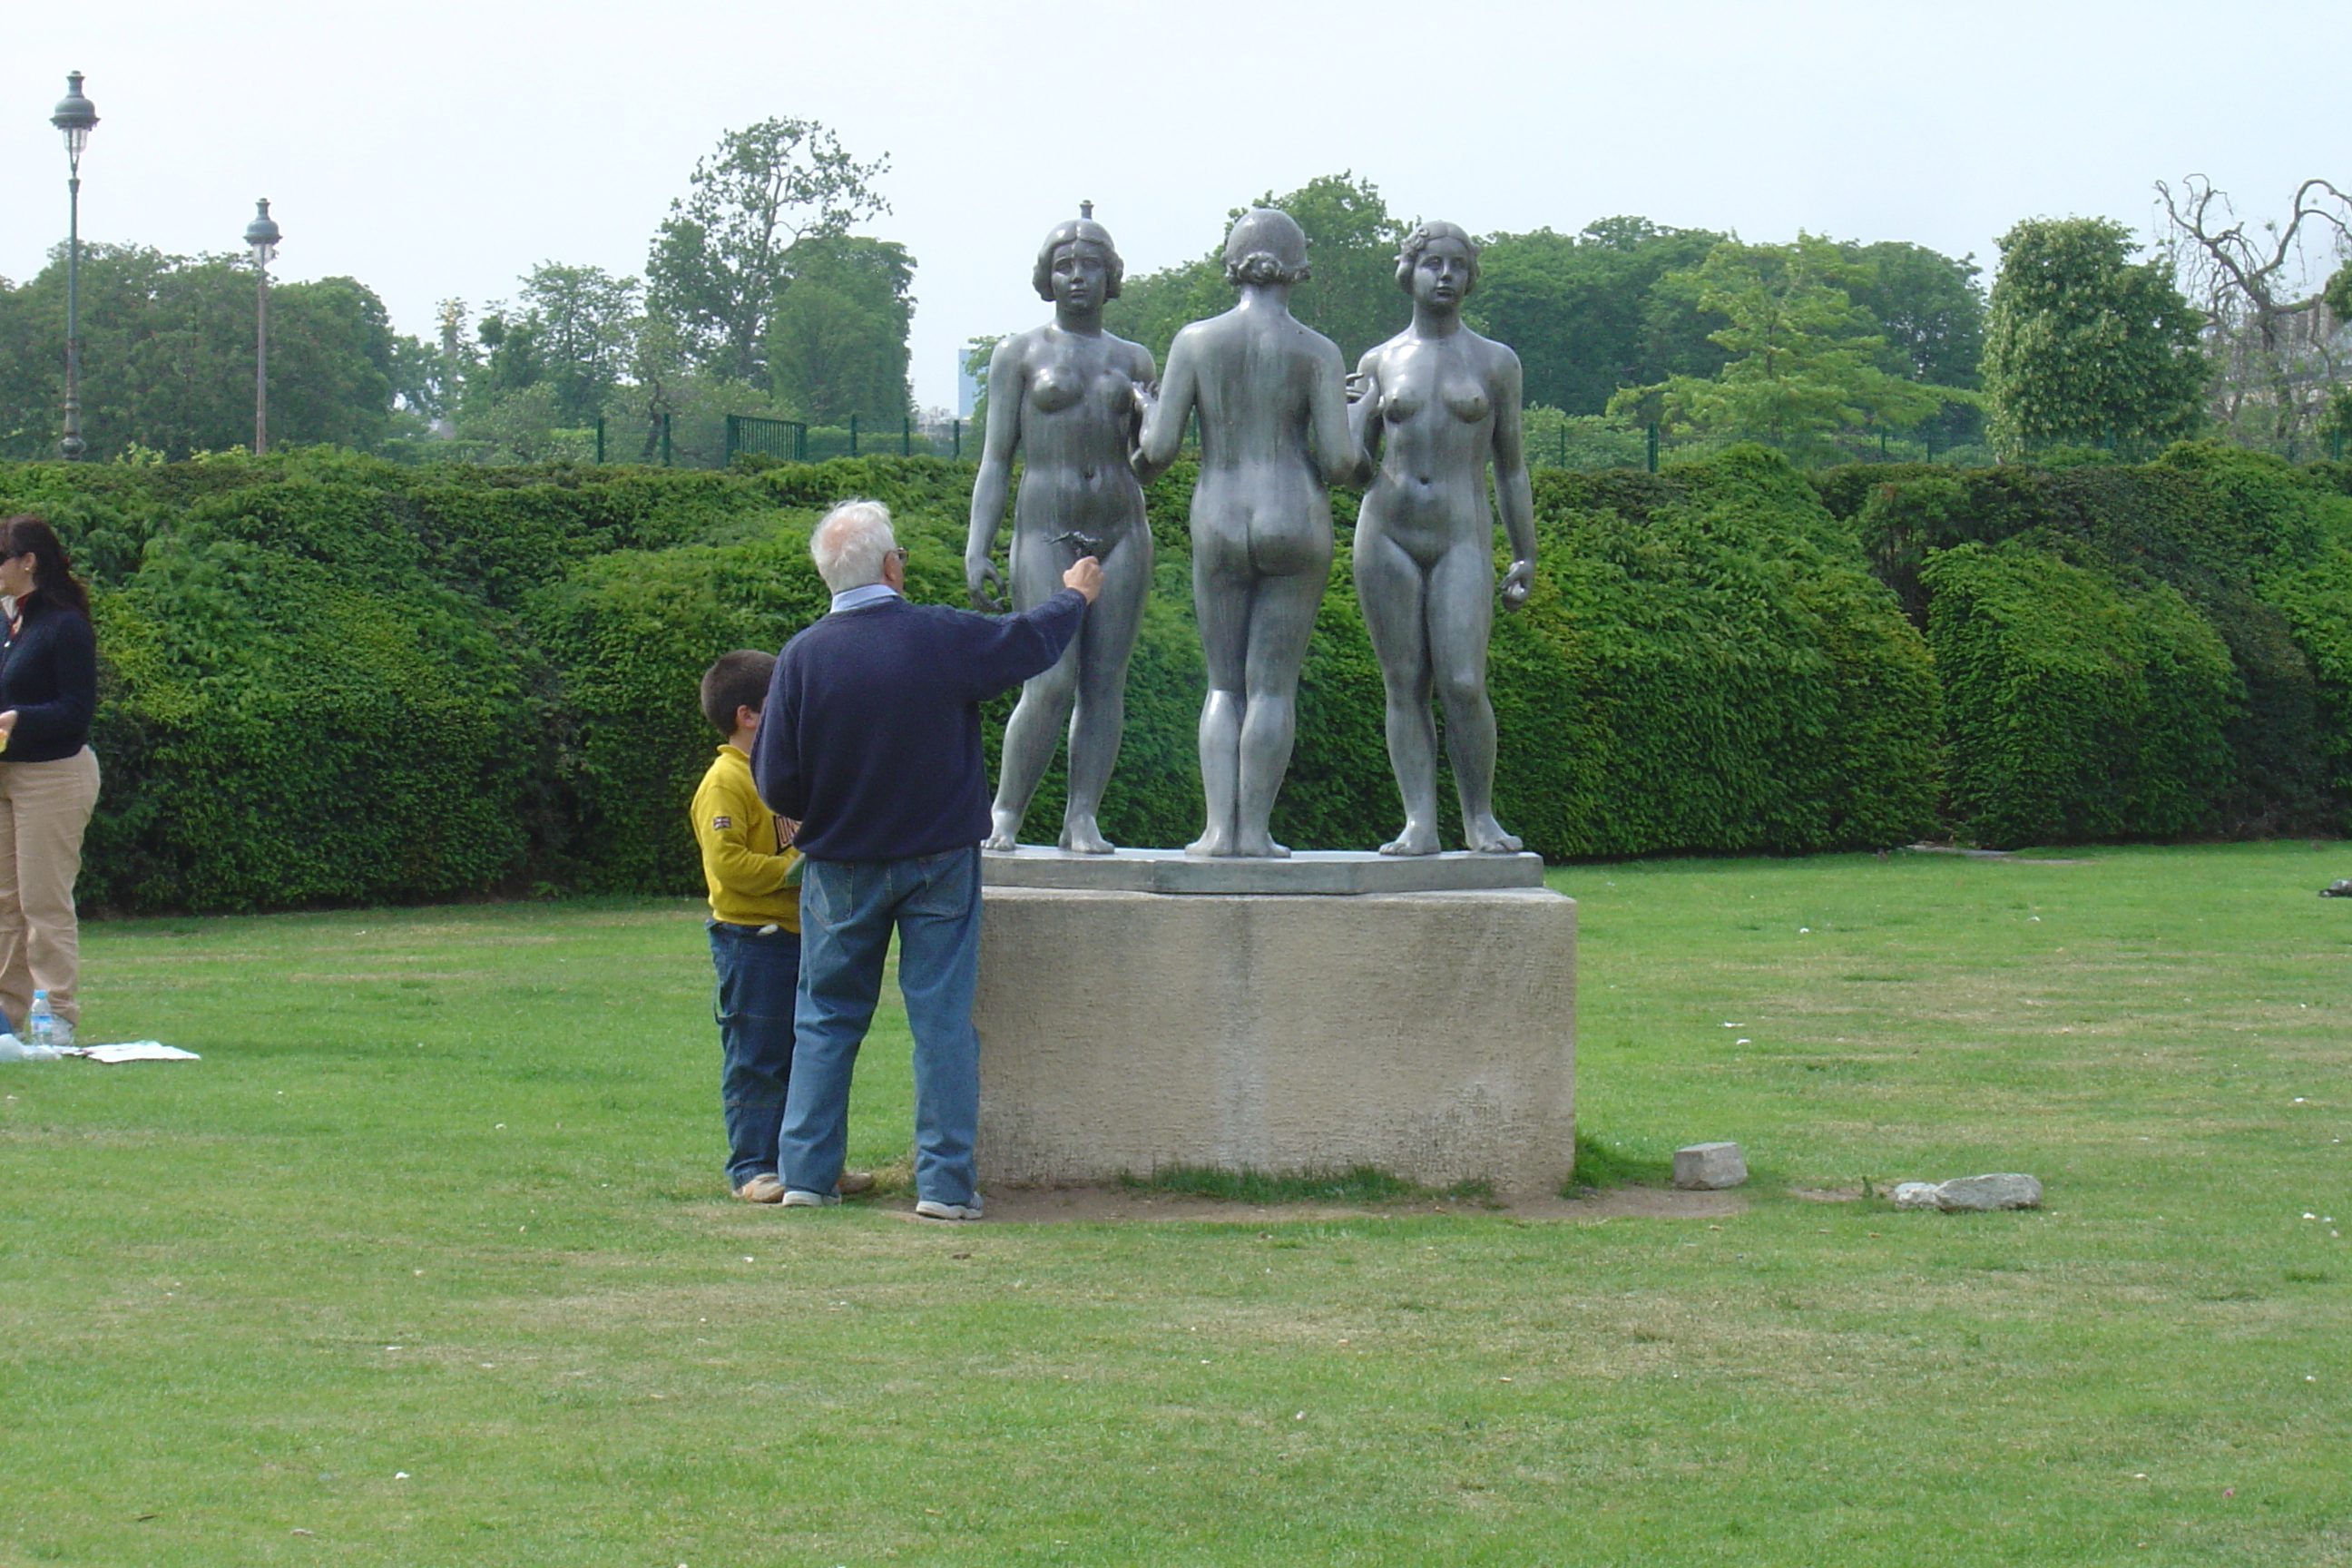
left=1672, top=1142, right=1747, bottom=1190
left=1934, top=1173, right=2042, bottom=1210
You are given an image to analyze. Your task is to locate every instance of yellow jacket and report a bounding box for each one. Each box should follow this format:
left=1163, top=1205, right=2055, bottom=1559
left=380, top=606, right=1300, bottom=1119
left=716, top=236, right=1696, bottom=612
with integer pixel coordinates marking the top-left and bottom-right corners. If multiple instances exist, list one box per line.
left=691, top=744, right=801, bottom=929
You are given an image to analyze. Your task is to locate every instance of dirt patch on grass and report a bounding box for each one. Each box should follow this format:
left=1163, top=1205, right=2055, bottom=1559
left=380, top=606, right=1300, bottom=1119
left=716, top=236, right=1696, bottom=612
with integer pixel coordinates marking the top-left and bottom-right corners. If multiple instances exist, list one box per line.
left=956, top=1183, right=1748, bottom=1225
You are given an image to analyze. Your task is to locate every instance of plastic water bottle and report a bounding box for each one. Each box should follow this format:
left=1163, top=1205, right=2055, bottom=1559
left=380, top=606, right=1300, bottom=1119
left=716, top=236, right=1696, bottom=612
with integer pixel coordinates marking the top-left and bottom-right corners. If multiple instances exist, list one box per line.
left=27, top=990, right=54, bottom=1050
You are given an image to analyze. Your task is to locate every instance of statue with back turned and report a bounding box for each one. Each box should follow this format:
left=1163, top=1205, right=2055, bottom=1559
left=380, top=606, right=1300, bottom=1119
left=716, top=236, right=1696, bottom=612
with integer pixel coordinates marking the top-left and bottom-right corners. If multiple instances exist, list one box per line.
left=1134, top=206, right=1367, bottom=858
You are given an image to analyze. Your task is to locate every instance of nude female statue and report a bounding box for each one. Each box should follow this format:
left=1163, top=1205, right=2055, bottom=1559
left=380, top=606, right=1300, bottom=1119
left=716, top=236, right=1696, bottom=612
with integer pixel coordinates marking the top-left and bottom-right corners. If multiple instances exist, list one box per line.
left=1134, top=207, right=1367, bottom=858
left=1348, top=220, right=1536, bottom=855
left=965, top=212, right=1156, bottom=853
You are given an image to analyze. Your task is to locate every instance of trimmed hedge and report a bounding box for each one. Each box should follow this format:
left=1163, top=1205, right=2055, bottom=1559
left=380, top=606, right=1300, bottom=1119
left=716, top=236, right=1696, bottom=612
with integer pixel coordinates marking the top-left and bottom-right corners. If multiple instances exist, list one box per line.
left=1923, top=539, right=2238, bottom=847
left=1817, top=442, right=2352, bottom=839
left=27, top=436, right=2292, bottom=912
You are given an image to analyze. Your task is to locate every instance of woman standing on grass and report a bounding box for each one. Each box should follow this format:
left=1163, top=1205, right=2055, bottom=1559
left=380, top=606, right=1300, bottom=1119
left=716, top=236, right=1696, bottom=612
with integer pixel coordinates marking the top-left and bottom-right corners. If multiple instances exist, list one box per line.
left=0, top=515, right=99, bottom=1045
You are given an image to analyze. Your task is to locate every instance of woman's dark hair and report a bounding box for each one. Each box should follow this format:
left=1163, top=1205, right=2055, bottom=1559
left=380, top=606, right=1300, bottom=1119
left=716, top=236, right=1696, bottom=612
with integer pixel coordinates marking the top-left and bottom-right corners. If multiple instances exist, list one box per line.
left=0, top=515, right=90, bottom=619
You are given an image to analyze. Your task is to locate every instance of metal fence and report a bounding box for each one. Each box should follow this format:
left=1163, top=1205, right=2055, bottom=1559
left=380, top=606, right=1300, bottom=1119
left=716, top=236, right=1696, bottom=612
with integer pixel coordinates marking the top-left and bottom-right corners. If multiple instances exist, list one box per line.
left=548, top=414, right=2339, bottom=475
left=576, top=411, right=968, bottom=469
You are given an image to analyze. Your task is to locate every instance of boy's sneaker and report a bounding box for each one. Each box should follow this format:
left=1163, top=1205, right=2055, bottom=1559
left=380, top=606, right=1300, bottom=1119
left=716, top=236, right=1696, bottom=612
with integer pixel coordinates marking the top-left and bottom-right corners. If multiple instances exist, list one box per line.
left=914, top=1196, right=984, bottom=1221
left=838, top=1171, right=877, bottom=1195
left=732, top=1173, right=787, bottom=1204
left=779, top=1189, right=841, bottom=1208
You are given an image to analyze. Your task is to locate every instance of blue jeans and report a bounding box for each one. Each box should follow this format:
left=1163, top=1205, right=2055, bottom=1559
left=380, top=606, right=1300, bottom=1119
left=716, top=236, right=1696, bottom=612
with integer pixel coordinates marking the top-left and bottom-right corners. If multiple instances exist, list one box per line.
left=780, top=847, right=984, bottom=1205
left=707, top=920, right=802, bottom=1186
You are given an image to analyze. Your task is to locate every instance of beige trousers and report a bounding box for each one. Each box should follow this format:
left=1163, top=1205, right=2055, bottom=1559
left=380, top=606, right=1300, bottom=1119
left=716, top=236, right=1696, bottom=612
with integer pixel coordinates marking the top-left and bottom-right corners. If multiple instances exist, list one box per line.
left=0, top=747, right=100, bottom=1030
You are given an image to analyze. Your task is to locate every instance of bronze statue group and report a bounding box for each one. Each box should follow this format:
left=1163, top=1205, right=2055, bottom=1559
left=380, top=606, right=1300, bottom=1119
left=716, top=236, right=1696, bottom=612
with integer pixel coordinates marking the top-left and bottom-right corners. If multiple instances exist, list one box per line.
left=700, top=204, right=1540, bottom=1219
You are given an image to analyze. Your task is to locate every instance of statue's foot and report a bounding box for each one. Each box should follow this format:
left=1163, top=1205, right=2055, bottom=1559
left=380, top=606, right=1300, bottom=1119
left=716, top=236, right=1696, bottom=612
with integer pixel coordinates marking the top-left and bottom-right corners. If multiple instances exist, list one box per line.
left=1465, top=816, right=1524, bottom=854
left=1378, top=822, right=1442, bottom=857
left=1059, top=817, right=1116, bottom=855
left=1186, top=828, right=1236, bottom=858
left=1234, top=831, right=1291, bottom=858
left=983, top=809, right=1022, bottom=852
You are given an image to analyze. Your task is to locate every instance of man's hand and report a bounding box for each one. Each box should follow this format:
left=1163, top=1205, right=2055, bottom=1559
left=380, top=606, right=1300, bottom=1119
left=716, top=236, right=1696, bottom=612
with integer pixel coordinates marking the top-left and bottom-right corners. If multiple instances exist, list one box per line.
left=1063, top=555, right=1104, bottom=603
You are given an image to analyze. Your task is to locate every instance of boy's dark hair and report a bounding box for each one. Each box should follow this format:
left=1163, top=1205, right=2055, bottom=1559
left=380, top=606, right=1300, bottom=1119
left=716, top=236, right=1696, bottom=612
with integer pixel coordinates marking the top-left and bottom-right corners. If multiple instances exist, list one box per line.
left=700, top=649, right=775, bottom=734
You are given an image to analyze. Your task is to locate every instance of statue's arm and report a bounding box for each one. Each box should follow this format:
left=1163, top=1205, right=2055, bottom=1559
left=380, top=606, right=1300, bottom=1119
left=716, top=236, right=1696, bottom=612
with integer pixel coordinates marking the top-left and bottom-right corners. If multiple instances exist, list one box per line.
left=1132, top=330, right=1195, bottom=482
left=1123, top=340, right=1158, bottom=463
left=1347, top=348, right=1384, bottom=474
left=965, top=337, right=1024, bottom=611
left=1310, top=340, right=1369, bottom=488
left=1490, top=347, right=1536, bottom=609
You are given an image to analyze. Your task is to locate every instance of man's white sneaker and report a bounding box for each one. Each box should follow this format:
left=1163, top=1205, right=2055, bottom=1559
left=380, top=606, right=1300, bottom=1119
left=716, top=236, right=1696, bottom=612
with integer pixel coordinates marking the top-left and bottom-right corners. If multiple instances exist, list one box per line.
left=780, top=1189, right=841, bottom=1208
left=914, top=1197, right=984, bottom=1221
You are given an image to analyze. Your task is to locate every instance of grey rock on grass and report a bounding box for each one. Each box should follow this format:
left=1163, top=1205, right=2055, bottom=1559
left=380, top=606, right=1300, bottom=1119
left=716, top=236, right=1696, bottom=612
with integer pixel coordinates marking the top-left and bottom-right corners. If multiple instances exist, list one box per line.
left=1673, top=1142, right=1747, bottom=1190
left=1891, top=1173, right=2043, bottom=1210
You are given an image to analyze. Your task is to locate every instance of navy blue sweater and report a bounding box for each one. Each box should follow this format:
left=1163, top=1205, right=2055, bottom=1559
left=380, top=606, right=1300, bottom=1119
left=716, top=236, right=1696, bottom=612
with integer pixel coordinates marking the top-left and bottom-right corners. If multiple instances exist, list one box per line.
left=0, top=603, right=97, bottom=763
left=753, top=589, right=1084, bottom=860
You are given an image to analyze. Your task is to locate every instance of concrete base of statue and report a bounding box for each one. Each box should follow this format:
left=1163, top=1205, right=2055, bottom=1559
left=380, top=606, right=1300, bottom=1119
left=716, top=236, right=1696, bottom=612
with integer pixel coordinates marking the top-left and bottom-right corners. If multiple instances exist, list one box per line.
left=972, top=849, right=1575, bottom=1200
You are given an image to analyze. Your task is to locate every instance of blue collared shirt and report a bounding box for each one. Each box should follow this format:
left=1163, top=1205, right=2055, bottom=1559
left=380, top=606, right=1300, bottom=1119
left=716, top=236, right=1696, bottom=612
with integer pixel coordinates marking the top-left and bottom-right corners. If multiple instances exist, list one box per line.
left=828, top=583, right=902, bottom=613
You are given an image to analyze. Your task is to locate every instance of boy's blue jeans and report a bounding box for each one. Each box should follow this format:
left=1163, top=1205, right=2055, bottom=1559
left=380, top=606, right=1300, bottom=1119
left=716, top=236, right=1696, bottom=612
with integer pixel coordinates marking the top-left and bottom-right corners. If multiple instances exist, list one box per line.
left=779, top=847, right=983, bottom=1206
left=707, top=920, right=802, bottom=1187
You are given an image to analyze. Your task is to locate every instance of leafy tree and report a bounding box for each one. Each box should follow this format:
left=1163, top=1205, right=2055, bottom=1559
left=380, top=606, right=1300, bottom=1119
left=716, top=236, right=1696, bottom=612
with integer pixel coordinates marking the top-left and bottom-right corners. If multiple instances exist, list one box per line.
left=1841, top=239, right=1986, bottom=445
left=1475, top=218, right=1728, bottom=416
left=2326, top=260, right=2352, bottom=322
left=1983, top=217, right=2208, bottom=457
left=516, top=263, right=641, bottom=425
left=645, top=118, right=890, bottom=386
left=1840, top=240, right=1985, bottom=386
left=0, top=244, right=397, bottom=458
left=764, top=236, right=914, bottom=426
left=472, top=309, right=544, bottom=398
left=1609, top=234, right=1954, bottom=451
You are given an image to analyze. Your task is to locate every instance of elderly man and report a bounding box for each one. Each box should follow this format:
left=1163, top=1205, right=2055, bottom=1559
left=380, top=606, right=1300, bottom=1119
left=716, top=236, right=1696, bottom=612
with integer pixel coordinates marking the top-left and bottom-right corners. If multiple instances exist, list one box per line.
left=754, top=498, right=1102, bottom=1220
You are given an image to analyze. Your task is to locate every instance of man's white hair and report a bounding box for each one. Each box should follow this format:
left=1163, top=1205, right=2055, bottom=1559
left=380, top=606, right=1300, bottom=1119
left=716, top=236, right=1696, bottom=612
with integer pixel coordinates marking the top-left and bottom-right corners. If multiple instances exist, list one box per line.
left=810, top=498, right=897, bottom=593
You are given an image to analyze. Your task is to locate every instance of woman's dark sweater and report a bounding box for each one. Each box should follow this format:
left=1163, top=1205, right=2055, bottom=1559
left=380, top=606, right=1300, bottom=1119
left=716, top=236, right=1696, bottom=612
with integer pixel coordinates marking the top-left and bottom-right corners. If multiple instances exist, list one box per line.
left=0, top=601, right=97, bottom=762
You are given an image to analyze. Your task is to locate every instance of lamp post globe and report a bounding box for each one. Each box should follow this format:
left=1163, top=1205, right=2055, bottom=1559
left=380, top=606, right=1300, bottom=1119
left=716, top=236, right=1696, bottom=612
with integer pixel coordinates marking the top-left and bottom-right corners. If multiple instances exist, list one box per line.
left=244, top=198, right=280, bottom=260
left=245, top=200, right=281, bottom=455
left=51, top=72, right=99, bottom=461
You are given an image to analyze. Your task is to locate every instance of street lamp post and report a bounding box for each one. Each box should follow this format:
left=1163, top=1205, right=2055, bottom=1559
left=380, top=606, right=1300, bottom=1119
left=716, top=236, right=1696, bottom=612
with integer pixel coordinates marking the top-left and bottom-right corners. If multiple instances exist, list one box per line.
left=244, top=200, right=281, bottom=456
left=50, top=72, right=99, bottom=461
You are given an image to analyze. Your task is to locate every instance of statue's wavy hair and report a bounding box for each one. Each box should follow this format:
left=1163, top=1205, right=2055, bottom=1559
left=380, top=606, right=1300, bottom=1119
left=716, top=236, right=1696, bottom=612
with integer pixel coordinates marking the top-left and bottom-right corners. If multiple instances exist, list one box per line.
left=1395, top=220, right=1480, bottom=294
left=1222, top=208, right=1312, bottom=289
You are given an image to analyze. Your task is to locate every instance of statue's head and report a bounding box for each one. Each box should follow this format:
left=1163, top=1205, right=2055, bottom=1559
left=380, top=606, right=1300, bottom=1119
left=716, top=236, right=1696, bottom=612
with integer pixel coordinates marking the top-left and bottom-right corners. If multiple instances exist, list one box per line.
left=1396, top=220, right=1480, bottom=295
left=1033, top=218, right=1124, bottom=303
left=1222, top=207, right=1311, bottom=288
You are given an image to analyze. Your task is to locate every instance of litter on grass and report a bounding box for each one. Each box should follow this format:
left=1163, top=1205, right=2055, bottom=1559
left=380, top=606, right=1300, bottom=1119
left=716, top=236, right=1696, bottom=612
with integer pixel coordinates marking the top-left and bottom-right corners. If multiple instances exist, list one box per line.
left=74, top=1042, right=201, bottom=1063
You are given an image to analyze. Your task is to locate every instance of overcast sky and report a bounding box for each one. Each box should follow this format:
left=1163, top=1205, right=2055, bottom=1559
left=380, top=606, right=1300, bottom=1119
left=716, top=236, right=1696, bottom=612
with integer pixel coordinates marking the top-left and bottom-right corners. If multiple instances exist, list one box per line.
left=6, top=0, right=2344, bottom=413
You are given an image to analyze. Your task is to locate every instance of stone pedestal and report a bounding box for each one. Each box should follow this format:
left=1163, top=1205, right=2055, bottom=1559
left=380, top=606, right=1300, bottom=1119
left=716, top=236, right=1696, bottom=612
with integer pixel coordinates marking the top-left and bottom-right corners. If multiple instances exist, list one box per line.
left=972, top=882, right=1575, bottom=1199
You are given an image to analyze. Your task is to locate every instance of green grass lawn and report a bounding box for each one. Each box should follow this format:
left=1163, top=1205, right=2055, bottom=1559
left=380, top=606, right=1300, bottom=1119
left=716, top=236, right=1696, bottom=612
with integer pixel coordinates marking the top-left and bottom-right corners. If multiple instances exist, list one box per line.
left=3, top=841, right=2347, bottom=1565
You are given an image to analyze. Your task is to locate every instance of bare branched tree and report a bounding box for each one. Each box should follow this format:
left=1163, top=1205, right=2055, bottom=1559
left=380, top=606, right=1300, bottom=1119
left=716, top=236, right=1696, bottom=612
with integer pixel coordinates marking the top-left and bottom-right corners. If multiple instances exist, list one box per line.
left=2155, top=175, right=2352, bottom=446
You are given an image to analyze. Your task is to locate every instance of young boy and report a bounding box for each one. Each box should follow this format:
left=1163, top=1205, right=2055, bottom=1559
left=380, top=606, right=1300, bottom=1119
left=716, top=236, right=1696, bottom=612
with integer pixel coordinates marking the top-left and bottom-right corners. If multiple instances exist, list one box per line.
left=691, top=651, right=873, bottom=1203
